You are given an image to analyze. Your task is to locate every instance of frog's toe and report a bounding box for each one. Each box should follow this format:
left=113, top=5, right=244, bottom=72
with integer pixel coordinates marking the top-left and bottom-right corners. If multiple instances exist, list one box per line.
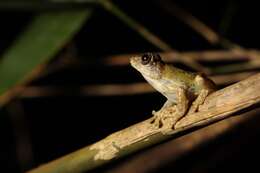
left=150, top=114, right=165, bottom=128
left=150, top=116, right=156, bottom=124
left=152, top=118, right=163, bottom=128
left=152, top=110, right=157, bottom=116
left=158, top=119, right=163, bottom=128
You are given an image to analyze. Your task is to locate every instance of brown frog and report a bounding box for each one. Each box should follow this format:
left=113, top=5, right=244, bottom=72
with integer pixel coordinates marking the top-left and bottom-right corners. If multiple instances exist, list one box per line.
left=130, top=52, right=216, bottom=128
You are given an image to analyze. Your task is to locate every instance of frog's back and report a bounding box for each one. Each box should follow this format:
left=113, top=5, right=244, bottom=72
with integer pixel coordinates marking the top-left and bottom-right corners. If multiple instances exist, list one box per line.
left=163, top=65, right=196, bottom=88
left=162, top=65, right=216, bottom=96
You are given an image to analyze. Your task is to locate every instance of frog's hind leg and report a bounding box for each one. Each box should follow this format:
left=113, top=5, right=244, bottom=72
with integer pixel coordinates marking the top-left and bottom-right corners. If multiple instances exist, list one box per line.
left=187, top=89, right=209, bottom=114
left=187, top=74, right=214, bottom=114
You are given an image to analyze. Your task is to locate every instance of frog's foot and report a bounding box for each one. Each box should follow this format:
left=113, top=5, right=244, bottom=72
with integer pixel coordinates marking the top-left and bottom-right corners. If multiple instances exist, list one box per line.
left=150, top=106, right=179, bottom=129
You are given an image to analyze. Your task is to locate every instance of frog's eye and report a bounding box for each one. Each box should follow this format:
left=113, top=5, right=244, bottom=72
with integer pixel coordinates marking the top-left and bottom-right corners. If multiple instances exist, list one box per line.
left=141, top=54, right=151, bottom=65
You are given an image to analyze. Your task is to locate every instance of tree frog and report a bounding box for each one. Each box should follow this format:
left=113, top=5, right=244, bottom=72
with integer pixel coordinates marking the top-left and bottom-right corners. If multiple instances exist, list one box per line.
left=130, top=52, right=216, bottom=128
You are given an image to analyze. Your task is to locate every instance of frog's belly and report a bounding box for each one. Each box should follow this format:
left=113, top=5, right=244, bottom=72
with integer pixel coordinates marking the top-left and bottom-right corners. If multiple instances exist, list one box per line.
left=163, top=92, right=177, bottom=103
left=145, top=77, right=179, bottom=102
left=162, top=88, right=195, bottom=103
left=144, top=76, right=195, bottom=103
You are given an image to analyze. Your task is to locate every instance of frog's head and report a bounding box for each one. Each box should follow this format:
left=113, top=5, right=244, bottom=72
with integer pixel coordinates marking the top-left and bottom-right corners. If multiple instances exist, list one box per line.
left=130, top=52, right=165, bottom=79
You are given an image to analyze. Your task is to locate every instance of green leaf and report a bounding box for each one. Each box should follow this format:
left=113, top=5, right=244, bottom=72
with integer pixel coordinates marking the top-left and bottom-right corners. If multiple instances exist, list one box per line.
left=0, top=9, right=92, bottom=96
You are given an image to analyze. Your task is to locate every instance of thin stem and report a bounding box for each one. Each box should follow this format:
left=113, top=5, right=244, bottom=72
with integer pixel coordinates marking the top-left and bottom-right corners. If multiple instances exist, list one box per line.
left=98, top=0, right=172, bottom=51
left=156, top=0, right=241, bottom=49
left=98, top=0, right=209, bottom=73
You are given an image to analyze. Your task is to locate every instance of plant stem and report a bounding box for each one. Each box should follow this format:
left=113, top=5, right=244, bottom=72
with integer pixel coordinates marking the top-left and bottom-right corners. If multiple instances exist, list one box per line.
left=28, top=73, right=260, bottom=173
left=99, top=0, right=172, bottom=51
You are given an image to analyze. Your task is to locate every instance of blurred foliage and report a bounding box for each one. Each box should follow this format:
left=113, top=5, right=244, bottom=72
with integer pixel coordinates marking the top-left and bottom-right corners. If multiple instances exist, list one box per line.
left=0, top=9, right=92, bottom=97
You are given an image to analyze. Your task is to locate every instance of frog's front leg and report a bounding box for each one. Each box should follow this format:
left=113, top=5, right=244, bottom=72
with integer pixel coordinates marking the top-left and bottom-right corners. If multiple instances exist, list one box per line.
left=151, top=88, right=189, bottom=129
left=175, top=88, right=190, bottom=118
left=151, top=100, right=176, bottom=127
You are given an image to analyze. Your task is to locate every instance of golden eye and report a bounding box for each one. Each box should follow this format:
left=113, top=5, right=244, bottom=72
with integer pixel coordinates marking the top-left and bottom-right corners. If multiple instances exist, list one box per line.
left=141, top=54, right=151, bottom=65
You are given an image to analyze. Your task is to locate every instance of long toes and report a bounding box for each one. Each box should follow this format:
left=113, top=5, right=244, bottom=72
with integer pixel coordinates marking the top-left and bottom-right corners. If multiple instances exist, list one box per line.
left=152, top=110, right=157, bottom=115
left=158, top=120, right=163, bottom=128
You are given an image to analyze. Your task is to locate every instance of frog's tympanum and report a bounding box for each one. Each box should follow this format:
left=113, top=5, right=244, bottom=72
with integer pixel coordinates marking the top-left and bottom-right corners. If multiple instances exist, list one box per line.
left=130, top=52, right=216, bottom=128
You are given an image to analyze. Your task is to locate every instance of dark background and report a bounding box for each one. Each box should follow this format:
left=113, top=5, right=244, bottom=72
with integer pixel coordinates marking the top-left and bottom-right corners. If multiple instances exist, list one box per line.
left=1, top=0, right=260, bottom=172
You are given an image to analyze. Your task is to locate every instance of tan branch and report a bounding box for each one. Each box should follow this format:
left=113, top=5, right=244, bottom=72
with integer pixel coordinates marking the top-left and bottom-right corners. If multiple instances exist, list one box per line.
left=109, top=110, right=257, bottom=173
left=28, top=73, right=260, bottom=173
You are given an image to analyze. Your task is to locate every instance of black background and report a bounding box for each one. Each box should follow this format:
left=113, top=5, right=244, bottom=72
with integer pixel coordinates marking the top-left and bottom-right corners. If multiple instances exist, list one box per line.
left=1, top=0, right=260, bottom=172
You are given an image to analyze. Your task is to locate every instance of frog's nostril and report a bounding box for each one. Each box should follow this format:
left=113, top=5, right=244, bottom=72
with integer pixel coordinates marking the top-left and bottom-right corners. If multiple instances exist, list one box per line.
left=153, top=53, right=162, bottom=62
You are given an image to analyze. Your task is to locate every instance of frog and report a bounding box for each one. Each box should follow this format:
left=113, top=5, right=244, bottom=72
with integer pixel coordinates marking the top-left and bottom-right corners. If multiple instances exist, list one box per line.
left=130, top=52, right=216, bottom=129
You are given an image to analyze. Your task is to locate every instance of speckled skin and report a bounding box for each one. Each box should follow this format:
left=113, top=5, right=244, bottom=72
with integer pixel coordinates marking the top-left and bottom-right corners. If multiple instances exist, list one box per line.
left=130, top=53, right=216, bottom=127
left=130, top=53, right=215, bottom=103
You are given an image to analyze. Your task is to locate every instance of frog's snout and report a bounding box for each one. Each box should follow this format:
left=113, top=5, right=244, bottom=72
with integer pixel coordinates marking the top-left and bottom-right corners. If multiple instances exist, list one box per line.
left=130, top=56, right=140, bottom=67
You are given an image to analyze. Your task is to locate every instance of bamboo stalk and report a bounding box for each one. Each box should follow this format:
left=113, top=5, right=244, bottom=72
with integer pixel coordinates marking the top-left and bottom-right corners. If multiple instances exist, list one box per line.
left=28, top=73, right=260, bottom=173
left=109, top=110, right=257, bottom=173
